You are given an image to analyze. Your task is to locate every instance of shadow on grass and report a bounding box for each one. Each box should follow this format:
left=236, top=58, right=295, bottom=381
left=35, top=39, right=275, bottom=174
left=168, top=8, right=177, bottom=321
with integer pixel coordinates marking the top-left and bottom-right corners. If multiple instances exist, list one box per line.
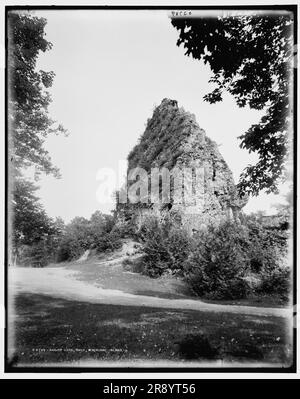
left=8, top=293, right=293, bottom=367
left=175, top=333, right=219, bottom=360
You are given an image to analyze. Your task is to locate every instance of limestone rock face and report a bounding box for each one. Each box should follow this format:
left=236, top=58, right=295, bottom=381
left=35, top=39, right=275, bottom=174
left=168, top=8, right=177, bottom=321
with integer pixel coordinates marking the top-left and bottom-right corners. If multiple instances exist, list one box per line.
left=117, top=98, right=247, bottom=231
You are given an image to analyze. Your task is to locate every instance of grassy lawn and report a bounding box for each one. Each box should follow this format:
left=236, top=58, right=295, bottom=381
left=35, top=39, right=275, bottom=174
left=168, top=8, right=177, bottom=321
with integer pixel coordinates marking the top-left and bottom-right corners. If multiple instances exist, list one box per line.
left=200, top=294, right=289, bottom=309
left=50, top=258, right=288, bottom=307
left=8, top=293, right=293, bottom=368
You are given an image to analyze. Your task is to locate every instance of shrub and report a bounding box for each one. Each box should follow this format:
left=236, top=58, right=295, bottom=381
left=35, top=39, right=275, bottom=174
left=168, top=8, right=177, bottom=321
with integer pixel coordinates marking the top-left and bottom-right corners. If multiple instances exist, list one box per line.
left=133, top=214, right=291, bottom=301
left=245, top=215, right=291, bottom=299
left=56, top=244, right=72, bottom=263
left=56, top=212, right=122, bottom=262
left=93, top=229, right=122, bottom=253
left=184, top=222, right=250, bottom=299
left=18, top=233, right=61, bottom=267
left=56, top=240, right=83, bottom=261
left=257, top=266, right=291, bottom=300
left=20, top=242, right=50, bottom=267
left=246, top=216, right=288, bottom=273
left=122, top=257, right=145, bottom=274
left=139, top=216, right=190, bottom=277
left=113, top=220, right=136, bottom=238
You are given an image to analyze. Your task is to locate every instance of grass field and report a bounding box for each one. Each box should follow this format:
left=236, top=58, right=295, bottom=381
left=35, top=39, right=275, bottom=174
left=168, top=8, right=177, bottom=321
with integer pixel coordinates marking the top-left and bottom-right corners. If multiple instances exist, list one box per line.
left=8, top=293, right=293, bottom=368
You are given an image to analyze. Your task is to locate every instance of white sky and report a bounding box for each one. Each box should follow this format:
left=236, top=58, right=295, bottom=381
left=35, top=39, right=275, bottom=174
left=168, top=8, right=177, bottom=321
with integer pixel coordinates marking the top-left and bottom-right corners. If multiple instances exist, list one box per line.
left=31, top=9, right=289, bottom=222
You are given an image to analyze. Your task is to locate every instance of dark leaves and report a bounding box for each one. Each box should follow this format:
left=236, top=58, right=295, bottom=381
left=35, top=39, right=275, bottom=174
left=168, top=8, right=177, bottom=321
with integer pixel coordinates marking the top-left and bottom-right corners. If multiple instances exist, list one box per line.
left=171, top=14, right=294, bottom=195
left=8, top=11, right=66, bottom=176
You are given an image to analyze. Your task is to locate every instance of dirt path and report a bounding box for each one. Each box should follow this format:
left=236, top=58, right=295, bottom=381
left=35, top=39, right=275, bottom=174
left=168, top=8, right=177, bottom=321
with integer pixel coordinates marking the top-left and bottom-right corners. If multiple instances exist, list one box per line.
left=9, top=265, right=292, bottom=319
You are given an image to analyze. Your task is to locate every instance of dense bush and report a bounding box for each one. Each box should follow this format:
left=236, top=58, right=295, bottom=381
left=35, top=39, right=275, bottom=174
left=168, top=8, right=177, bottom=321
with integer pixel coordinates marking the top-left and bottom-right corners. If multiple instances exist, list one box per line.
left=20, top=241, right=52, bottom=267
left=257, top=266, right=291, bottom=300
left=56, top=217, right=91, bottom=261
left=18, top=209, right=127, bottom=265
left=246, top=215, right=288, bottom=273
left=92, top=229, right=122, bottom=253
left=139, top=216, right=191, bottom=277
left=245, top=215, right=291, bottom=300
left=139, top=214, right=290, bottom=300
left=14, top=217, right=64, bottom=267
left=184, top=222, right=250, bottom=299
left=56, top=211, right=122, bottom=262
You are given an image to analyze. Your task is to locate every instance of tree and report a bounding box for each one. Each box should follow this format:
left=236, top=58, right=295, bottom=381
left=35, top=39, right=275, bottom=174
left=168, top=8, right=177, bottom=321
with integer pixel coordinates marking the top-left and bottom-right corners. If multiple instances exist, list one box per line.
left=53, top=217, right=66, bottom=236
left=8, top=11, right=66, bottom=178
left=56, top=212, right=121, bottom=262
left=7, top=12, right=66, bottom=264
left=12, top=177, right=57, bottom=249
left=90, top=211, right=115, bottom=234
left=171, top=13, right=294, bottom=195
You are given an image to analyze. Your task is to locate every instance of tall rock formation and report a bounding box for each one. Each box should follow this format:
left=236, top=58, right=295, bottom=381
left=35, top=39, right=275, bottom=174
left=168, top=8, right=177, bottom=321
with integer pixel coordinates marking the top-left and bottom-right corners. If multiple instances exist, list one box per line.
left=117, top=99, right=247, bottom=232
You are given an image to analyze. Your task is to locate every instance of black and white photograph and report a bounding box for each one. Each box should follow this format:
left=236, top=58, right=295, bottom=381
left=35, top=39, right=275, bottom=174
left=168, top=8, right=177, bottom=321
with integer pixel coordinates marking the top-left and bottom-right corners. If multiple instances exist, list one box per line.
left=3, top=4, right=297, bottom=373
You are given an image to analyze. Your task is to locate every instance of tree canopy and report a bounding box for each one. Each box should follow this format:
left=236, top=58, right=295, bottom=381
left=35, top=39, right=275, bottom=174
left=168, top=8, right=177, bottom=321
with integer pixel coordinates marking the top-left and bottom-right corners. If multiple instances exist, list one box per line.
left=171, top=13, right=294, bottom=195
left=12, top=177, right=58, bottom=248
left=8, top=11, right=66, bottom=178
left=8, top=12, right=66, bottom=261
